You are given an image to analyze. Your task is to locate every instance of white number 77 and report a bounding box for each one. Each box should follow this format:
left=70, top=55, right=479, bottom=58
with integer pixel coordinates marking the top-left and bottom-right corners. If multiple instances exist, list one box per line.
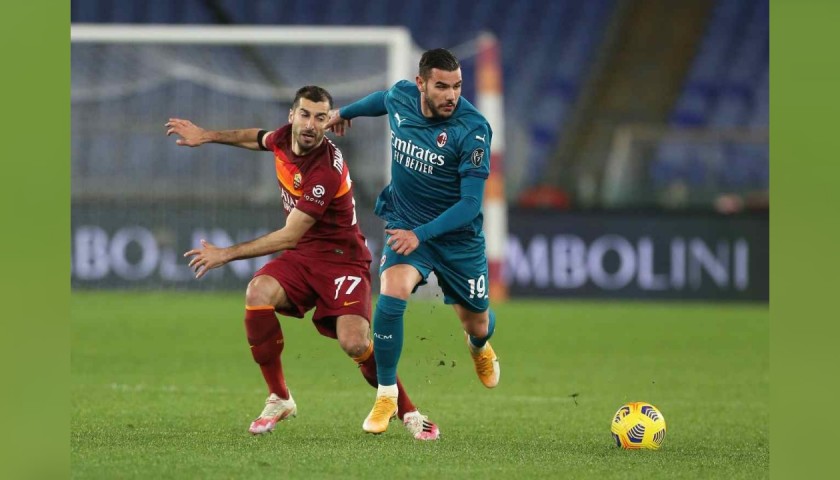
left=334, top=275, right=362, bottom=299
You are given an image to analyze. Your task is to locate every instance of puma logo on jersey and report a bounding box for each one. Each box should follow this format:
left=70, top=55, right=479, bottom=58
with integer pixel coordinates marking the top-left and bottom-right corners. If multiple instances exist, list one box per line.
left=475, top=134, right=486, bottom=142
left=394, top=112, right=406, bottom=127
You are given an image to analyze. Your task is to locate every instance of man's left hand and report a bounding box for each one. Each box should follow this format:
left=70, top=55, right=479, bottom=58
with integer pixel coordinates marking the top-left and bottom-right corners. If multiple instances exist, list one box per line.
left=184, top=240, right=230, bottom=279
left=385, top=229, right=419, bottom=256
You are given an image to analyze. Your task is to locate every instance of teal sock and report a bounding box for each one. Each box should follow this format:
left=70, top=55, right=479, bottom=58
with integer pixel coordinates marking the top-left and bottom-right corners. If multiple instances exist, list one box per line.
left=469, top=309, right=496, bottom=348
left=372, top=295, right=406, bottom=386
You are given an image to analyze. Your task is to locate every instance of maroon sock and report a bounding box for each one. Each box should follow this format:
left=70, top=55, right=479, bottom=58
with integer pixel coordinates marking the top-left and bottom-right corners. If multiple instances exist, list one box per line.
left=395, top=377, right=417, bottom=421
left=357, top=345, right=416, bottom=420
left=245, top=306, right=289, bottom=399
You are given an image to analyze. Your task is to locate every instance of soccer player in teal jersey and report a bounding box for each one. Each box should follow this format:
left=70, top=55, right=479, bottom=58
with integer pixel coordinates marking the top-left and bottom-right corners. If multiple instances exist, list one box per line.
left=326, top=48, right=500, bottom=435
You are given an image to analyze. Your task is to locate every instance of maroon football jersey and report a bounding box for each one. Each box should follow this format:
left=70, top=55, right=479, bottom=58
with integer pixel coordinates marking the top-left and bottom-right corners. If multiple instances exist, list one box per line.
left=265, top=125, right=371, bottom=264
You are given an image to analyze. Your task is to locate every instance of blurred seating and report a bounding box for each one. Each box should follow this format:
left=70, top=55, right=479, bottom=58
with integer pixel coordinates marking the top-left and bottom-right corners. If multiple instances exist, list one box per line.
left=517, top=185, right=572, bottom=210
left=72, top=0, right=615, bottom=190
left=651, top=0, right=768, bottom=192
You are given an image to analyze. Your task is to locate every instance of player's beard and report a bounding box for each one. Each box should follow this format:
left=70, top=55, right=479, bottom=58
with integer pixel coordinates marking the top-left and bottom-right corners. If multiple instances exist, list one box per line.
left=424, top=92, right=456, bottom=119
left=293, top=126, right=323, bottom=154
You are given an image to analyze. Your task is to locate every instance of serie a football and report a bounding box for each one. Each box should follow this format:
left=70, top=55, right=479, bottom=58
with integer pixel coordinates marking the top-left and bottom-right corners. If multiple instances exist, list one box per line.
left=611, top=402, right=667, bottom=450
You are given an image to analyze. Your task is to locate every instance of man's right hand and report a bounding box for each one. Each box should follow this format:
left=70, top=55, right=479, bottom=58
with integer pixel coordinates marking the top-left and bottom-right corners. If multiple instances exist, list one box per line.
left=325, top=109, right=352, bottom=137
left=165, top=118, right=207, bottom=147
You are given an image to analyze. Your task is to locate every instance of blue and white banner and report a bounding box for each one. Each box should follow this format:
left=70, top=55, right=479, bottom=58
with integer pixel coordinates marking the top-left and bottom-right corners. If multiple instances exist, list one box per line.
left=505, top=210, right=768, bottom=301
left=72, top=203, right=768, bottom=301
left=71, top=202, right=384, bottom=290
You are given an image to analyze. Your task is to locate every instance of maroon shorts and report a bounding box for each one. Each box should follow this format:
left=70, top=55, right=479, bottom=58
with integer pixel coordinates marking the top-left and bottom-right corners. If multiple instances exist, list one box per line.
left=253, top=250, right=372, bottom=339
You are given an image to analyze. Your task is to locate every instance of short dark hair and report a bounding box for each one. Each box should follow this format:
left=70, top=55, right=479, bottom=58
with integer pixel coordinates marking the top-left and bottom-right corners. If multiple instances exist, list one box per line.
left=419, top=48, right=460, bottom=79
left=292, top=85, right=333, bottom=110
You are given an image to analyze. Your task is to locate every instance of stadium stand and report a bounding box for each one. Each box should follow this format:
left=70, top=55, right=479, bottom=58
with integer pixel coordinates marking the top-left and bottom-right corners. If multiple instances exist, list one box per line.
left=72, top=0, right=616, bottom=201
left=652, top=0, right=768, bottom=191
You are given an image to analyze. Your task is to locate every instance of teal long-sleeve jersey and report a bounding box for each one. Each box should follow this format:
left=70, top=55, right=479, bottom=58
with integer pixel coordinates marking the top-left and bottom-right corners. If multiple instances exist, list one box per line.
left=340, top=80, right=493, bottom=241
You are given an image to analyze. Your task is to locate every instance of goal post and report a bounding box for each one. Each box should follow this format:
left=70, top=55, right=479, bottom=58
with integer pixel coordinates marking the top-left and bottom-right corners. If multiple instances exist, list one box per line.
left=71, top=24, right=414, bottom=88
left=71, top=24, right=413, bottom=197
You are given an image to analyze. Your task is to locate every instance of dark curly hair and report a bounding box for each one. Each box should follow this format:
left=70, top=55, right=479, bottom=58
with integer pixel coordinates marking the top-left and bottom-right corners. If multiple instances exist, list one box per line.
left=418, top=49, right=460, bottom=79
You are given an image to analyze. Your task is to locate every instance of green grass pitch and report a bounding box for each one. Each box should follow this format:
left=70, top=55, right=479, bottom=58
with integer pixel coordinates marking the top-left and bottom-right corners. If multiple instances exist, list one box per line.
left=71, top=291, right=768, bottom=479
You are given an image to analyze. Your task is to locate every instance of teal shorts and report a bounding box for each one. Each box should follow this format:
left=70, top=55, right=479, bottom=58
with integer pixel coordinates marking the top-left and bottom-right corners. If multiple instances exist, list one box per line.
left=379, top=232, right=489, bottom=312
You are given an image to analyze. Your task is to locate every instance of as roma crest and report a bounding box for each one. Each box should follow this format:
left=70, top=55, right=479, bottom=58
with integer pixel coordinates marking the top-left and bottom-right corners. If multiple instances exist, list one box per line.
left=436, top=131, right=448, bottom=148
left=293, top=172, right=302, bottom=190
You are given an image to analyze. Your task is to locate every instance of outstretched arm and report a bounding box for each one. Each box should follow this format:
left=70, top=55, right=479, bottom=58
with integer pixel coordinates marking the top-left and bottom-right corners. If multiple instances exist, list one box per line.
left=184, top=208, right=317, bottom=278
left=325, top=90, right=388, bottom=136
left=165, top=117, right=266, bottom=150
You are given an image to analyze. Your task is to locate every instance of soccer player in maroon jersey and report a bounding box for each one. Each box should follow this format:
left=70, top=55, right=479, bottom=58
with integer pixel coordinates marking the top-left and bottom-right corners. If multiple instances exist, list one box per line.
left=164, top=86, right=439, bottom=440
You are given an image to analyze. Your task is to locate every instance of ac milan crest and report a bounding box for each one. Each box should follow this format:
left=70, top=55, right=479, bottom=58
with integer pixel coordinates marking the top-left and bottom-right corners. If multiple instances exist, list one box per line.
left=436, top=131, right=448, bottom=148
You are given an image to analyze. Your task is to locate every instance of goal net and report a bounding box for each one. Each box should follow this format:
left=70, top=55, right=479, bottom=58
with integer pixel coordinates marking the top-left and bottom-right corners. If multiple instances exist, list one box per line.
left=71, top=24, right=417, bottom=290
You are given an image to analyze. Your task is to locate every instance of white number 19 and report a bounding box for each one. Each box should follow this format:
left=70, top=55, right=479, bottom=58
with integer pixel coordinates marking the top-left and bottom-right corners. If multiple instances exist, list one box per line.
left=467, top=274, right=487, bottom=299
